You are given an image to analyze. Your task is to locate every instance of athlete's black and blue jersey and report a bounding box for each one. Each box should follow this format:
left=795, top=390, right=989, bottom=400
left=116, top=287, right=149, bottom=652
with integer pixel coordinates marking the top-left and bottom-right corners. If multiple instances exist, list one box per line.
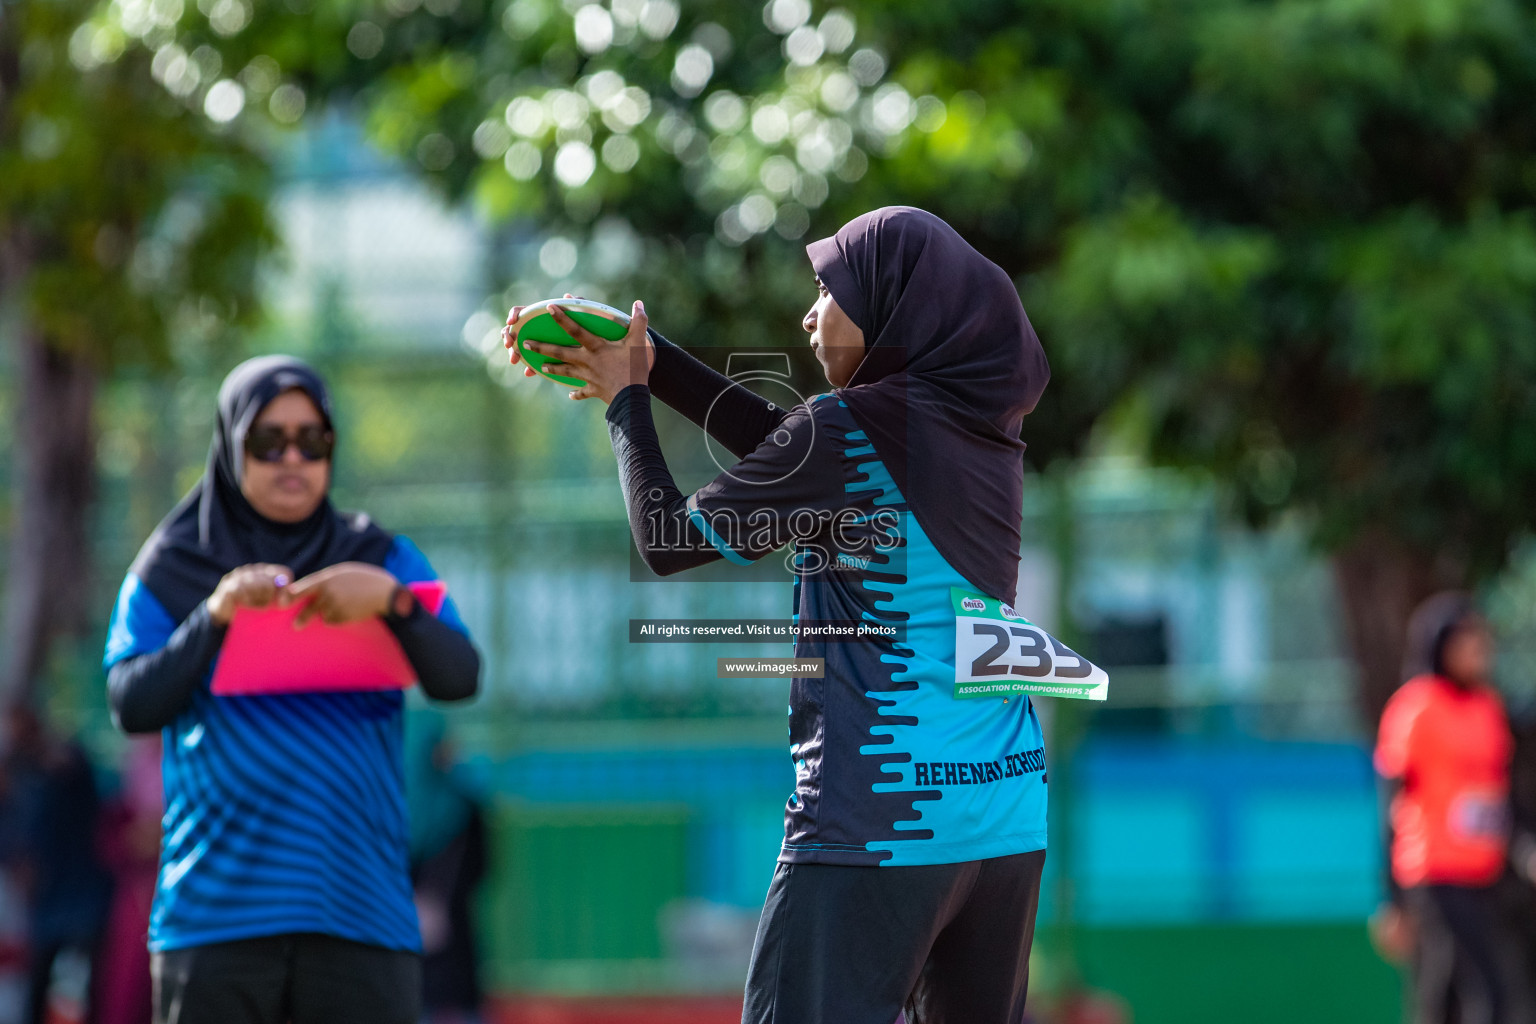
left=103, top=535, right=470, bottom=952
left=611, top=347, right=1048, bottom=868
left=727, top=205, right=1054, bottom=1024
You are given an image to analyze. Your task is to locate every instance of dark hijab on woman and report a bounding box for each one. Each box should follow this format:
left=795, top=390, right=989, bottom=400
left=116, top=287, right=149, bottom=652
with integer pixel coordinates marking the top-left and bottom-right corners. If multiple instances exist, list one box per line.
left=1402, top=591, right=1479, bottom=684
left=806, top=206, right=1051, bottom=605
left=128, top=355, right=393, bottom=624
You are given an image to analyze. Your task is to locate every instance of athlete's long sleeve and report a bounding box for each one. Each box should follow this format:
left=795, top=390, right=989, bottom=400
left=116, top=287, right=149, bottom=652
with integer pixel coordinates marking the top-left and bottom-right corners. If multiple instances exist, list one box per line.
left=108, top=602, right=225, bottom=734
left=606, top=384, right=725, bottom=576
left=386, top=605, right=480, bottom=702
left=608, top=384, right=851, bottom=575
left=646, top=330, right=790, bottom=459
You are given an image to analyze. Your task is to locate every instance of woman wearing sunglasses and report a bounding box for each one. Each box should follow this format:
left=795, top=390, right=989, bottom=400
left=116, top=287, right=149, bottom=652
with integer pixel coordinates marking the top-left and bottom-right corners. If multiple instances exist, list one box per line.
left=103, top=356, right=480, bottom=1024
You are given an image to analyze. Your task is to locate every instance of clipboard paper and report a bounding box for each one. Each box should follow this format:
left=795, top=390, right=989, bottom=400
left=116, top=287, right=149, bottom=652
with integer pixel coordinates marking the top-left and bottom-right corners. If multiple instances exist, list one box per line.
left=211, top=580, right=448, bottom=696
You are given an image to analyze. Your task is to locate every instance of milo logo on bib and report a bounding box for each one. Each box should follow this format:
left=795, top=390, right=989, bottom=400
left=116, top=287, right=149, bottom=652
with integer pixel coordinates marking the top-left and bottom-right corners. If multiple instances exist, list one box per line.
left=951, top=588, right=1110, bottom=701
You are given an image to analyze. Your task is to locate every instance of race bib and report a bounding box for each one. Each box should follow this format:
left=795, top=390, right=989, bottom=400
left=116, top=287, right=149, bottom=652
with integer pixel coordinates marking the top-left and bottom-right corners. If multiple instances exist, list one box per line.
left=1448, top=790, right=1509, bottom=842
left=952, top=588, right=1109, bottom=701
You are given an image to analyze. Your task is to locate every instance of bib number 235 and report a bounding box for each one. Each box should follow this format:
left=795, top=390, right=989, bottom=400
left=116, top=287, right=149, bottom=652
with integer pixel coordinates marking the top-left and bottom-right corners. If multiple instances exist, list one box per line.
left=951, top=588, right=1109, bottom=701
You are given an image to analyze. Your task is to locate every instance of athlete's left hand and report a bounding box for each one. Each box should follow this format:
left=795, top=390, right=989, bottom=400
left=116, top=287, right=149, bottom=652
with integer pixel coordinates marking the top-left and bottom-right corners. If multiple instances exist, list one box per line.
left=281, top=562, right=398, bottom=627
left=519, top=299, right=652, bottom=404
left=504, top=292, right=583, bottom=379
left=1368, top=901, right=1413, bottom=965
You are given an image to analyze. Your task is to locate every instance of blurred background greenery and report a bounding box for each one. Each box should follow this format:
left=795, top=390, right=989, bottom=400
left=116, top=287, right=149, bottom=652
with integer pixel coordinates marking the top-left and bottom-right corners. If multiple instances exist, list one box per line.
left=6, top=0, right=1536, bottom=1020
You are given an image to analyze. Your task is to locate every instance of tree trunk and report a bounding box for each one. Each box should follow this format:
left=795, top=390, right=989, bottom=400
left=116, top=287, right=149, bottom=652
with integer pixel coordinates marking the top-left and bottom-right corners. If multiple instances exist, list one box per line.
left=1331, top=532, right=1459, bottom=734
left=0, top=326, right=98, bottom=708
left=0, top=6, right=101, bottom=709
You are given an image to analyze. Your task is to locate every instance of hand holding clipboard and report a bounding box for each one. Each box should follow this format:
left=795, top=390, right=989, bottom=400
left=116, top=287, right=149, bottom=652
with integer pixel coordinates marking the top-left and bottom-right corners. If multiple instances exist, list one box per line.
left=211, top=566, right=448, bottom=697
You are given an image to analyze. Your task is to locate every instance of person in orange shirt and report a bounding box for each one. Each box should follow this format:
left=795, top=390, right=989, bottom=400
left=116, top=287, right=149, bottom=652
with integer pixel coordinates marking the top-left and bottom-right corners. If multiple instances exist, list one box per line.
left=1375, top=593, right=1529, bottom=1024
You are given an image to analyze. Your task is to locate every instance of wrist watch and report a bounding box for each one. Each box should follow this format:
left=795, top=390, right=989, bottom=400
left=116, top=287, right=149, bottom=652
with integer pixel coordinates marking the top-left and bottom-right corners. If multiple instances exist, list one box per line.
left=386, top=584, right=417, bottom=621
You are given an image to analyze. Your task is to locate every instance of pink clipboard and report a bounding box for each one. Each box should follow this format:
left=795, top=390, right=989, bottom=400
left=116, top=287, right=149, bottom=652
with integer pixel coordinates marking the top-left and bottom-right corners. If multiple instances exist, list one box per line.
left=210, top=580, right=448, bottom=696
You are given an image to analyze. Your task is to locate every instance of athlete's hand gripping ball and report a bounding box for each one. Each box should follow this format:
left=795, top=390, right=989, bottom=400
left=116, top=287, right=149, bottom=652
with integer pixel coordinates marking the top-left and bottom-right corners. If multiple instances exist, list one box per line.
left=503, top=297, right=653, bottom=403
left=503, top=291, right=577, bottom=381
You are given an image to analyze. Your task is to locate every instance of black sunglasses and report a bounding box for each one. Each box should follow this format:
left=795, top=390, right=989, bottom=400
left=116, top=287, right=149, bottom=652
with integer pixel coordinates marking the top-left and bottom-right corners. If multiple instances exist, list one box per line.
left=243, top=424, right=335, bottom=463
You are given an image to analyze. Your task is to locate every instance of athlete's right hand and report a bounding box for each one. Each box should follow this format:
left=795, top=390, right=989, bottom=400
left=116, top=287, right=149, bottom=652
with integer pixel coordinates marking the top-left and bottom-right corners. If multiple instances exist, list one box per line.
left=207, top=563, right=294, bottom=626
left=503, top=293, right=582, bottom=377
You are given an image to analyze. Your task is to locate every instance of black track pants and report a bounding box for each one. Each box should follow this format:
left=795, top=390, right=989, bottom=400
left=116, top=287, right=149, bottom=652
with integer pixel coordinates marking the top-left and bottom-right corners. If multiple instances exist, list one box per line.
left=1408, top=884, right=1534, bottom=1024
left=743, top=849, right=1045, bottom=1024
left=152, top=933, right=421, bottom=1024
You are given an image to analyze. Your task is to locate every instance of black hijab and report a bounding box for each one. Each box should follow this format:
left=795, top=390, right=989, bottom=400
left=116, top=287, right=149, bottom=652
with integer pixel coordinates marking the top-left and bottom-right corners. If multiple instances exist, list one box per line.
left=129, top=355, right=393, bottom=623
left=806, top=207, right=1050, bottom=605
left=1402, top=591, right=1478, bottom=683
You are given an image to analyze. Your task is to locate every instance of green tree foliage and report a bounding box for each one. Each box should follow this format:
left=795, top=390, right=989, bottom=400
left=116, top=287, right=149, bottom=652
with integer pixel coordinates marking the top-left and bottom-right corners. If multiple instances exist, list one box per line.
left=1010, top=0, right=1536, bottom=718
left=7, top=0, right=1535, bottom=719
left=1, top=0, right=282, bottom=370
left=345, top=0, right=1536, bottom=720
left=0, top=0, right=373, bottom=700
left=1, top=0, right=254, bottom=700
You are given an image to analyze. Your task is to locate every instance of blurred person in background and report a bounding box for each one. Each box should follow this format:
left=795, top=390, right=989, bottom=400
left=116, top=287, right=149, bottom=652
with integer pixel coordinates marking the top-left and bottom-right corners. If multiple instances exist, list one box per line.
left=406, top=713, right=487, bottom=1024
left=91, top=737, right=163, bottom=1024
left=1374, top=593, right=1531, bottom=1024
left=1501, top=697, right=1536, bottom=996
left=102, top=356, right=481, bottom=1024
left=6, top=706, right=112, bottom=1024
left=0, top=757, right=31, bottom=1022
